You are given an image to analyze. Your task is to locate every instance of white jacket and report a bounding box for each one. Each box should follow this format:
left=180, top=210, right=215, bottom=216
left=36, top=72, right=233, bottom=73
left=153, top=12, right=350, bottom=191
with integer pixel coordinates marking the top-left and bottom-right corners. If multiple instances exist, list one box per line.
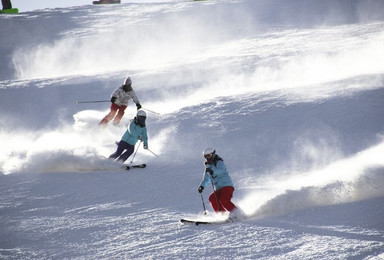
left=111, top=86, right=140, bottom=107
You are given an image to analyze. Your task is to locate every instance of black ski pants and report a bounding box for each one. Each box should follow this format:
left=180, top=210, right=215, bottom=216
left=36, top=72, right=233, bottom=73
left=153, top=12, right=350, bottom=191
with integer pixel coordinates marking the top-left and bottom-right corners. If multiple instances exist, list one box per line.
left=109, top=140, right=134, bottom=163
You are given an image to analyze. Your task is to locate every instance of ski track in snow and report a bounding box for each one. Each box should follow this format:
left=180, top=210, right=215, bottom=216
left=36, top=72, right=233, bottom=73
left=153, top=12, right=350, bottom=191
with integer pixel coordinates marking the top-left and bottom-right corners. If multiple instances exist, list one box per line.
left=1, top=0, right=384, bottom=259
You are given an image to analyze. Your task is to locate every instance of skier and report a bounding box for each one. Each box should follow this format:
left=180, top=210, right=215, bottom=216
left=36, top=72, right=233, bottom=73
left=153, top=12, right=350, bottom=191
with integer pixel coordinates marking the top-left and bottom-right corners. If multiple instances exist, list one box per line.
left=99, top=76, right=142, bottom=126
left=93, top=0, right=121, bottom=4
left=109, top=109, right=148, bottom=163
left=1, top=0, right=12, bottom=10
left=198, top=148, right=242, bottom=220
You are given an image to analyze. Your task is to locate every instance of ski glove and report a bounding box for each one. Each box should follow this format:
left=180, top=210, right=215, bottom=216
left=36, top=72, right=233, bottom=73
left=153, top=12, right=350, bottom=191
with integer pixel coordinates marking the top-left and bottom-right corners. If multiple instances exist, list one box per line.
left=111, top=97, right=117, bottom=103
left=136, top=103, right=142, bottom=110
left=206, top=168, right=213, bottom=175
left=198, top=186, right=204, bottom=193
left=143, top=144, right=148, bottom=149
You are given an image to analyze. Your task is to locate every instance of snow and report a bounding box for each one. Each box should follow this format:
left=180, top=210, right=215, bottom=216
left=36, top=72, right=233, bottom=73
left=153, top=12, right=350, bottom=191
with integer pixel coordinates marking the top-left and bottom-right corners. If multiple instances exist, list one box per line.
left=1, top=0, right=384, bottom=259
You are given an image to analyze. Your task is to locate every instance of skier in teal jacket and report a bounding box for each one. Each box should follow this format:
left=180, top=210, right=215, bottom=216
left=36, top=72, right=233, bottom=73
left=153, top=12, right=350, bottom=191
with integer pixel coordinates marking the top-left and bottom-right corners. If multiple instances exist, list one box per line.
left=198, top=148, right=238, bottom=214
left=109, top=109, right=148, bottom=163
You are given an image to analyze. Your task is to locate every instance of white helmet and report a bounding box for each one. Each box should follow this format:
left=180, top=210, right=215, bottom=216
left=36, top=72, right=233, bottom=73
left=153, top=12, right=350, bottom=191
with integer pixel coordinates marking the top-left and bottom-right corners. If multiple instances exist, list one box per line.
left=137, top=109, right=146, bottom=117
left=135, top=109, right=147, bottom=127
left=203, top=147, right=215, bottom=157
left=124, top=76, right=132, bottom=86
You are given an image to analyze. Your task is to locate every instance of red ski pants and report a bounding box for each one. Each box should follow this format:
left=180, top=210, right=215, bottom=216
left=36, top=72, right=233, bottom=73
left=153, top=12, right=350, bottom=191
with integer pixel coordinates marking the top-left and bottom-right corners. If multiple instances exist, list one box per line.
left=209, top=186, right=237, bottom=213
left=99, top=103, right=127, bottom=125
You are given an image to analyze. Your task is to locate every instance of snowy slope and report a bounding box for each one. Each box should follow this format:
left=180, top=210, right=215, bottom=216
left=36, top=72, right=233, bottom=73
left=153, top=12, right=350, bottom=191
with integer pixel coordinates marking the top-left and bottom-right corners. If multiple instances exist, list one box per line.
left=1, top=0, right=384, bottom=259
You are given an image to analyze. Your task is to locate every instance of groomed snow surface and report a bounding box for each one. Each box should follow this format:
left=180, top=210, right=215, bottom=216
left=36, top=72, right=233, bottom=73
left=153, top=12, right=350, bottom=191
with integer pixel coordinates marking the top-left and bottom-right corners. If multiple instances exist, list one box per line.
left=1, top=0, right=384, bottom=259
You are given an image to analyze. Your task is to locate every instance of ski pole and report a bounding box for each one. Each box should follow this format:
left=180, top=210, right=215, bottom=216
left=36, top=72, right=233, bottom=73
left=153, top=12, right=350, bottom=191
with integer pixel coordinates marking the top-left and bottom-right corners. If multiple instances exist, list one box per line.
left=141, top=107, right=160, bottom=116
left=130, top=140, right=142, bottom=163
left=209, top=174, right=220, bottom=208
left=146, top=148, right=159, bottom=157
left=76, top=100, right=109, bottom=104
left=200, top=193, right=208, bottom=215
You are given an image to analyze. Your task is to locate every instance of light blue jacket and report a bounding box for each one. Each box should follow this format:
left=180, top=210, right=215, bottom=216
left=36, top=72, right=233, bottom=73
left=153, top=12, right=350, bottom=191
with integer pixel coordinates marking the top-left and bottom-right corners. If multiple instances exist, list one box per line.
left=121, top=120, right=148, bottom=147
left=199, top=158, right=234, bottom=191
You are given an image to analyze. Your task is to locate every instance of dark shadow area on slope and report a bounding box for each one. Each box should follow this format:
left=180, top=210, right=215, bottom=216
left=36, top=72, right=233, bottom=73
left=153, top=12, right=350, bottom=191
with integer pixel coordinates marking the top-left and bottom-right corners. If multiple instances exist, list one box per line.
left=243, top=0, right=384, bottom=27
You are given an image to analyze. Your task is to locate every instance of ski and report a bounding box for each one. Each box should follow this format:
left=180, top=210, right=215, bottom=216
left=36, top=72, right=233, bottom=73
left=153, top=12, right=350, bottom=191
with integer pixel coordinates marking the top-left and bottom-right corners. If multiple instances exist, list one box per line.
left=0, top=8, right=19, bottom=14
left=125, top=164, right=146, bottom=170
left=93, top=0, right=120, bottom=4
left=180, top=218, right=229, bottom=226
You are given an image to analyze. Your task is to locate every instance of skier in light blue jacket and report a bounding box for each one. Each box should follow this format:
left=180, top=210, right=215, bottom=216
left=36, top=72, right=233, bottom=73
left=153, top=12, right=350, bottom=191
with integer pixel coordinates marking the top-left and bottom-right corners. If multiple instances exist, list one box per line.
left=198, top=148, right=238, bottom=214
left=109, top=109, right=148, bottom=163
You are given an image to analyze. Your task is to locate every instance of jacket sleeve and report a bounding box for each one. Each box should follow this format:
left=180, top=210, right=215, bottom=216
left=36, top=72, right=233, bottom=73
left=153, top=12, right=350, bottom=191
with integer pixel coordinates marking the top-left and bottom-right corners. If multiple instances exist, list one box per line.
left=127, top=121, right=134, bottom=135
left=199, top=171, right=211, bottom=188
left=111, top=87, right=121, bottom=99
left=142, top=128, right=148, bottom=147
left=129, top=90, right=140, bottom=105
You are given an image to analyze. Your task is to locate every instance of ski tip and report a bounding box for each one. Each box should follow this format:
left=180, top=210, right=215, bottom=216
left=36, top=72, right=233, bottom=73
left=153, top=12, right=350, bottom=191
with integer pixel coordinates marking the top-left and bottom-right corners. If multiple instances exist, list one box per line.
left=180, top=217, right=235, bottom=225
left=133, top=164, right=146, bottom=168
left=124, top=164, right=146, bottom=170
left=180, top=218, right=191, bottom=224
left=180, top=218, right=210, bottom=226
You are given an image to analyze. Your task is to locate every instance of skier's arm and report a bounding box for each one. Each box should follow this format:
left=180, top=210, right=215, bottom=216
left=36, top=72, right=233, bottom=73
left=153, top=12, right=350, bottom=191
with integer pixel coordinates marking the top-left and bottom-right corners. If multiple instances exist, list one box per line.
left=111, top=87, right=122, bottom=103
left=130, top=90, right=141, bottom=109
left=111, top=87, right=119, bottom=97
left=127, top=121, right=134, bottom=134
left=142, top=128, right=148, bottom=149
left=199, top=172, right=210, bottom=189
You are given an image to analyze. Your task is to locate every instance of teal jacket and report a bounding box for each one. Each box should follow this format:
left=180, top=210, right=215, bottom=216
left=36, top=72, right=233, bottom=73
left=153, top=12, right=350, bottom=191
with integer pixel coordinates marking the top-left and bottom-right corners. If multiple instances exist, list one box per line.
left=199, top=156, right=234, bottom=191
left=121, top=120, right=148, bottom=147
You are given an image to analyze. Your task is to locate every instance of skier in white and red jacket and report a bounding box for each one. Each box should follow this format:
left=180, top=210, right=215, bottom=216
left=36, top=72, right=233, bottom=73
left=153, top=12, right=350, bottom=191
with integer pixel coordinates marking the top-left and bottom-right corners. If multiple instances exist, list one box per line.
left=99, top=76, right=142, bottom=126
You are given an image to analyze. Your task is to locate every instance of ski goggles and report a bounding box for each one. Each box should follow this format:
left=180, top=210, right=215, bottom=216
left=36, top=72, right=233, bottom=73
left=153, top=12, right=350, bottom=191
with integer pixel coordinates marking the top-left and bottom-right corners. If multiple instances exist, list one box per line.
left=204, top=153, right=213, bottom=159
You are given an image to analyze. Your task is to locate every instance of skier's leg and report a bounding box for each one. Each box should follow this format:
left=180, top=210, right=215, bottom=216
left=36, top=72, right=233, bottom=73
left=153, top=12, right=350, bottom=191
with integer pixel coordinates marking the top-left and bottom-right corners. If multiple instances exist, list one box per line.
left=99, top=103, right=119, bottom=125
left=209, top=191, right=225, bottom=212
left=109, top=141, right=128, bottom=159
left=117, top=143, right=134, bottom=163
left=219, top=186, right=237, bottom=212
left=113, top=105, right=127, bottom=125
left=2, top=0, right=12, bottom=9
